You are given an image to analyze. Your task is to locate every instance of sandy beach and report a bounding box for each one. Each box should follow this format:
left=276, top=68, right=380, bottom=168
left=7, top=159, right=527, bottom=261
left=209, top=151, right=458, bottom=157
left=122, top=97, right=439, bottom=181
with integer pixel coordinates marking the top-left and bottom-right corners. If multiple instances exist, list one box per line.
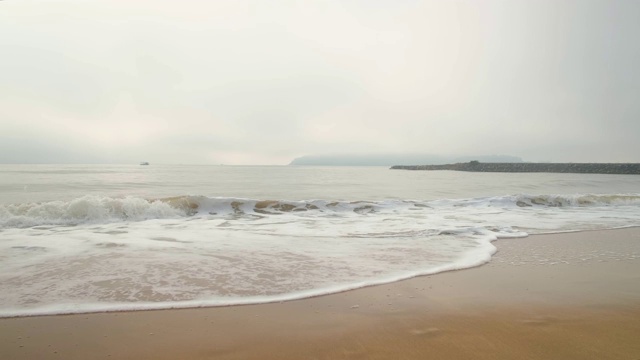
left=1, top=227, right=639, bottom=360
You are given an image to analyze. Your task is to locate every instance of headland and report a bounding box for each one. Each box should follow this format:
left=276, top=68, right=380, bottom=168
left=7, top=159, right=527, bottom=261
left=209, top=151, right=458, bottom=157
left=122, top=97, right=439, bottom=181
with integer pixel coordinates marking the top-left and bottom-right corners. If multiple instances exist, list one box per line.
left=391, top=161, right=640, bottom=174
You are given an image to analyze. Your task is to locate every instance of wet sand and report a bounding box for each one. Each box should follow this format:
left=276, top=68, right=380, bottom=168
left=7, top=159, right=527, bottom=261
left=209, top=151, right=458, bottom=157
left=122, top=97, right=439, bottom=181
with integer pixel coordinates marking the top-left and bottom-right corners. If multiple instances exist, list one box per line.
left=2, top=228, right=640, bottom=359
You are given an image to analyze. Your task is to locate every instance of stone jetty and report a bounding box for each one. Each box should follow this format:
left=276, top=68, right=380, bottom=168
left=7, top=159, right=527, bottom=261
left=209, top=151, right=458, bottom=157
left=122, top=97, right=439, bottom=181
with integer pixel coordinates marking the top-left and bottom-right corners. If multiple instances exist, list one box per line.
left=390, top=161, right=640, bottom=175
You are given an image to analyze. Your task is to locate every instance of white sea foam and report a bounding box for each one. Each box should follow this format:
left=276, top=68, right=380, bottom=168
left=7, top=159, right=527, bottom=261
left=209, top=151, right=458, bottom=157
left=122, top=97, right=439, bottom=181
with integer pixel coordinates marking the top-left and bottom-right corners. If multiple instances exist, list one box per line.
left=0, top=195, right=187, bottom=228
left=1, top=192, right=640, bottom=317
left=2, top=193, right=639, bottom=228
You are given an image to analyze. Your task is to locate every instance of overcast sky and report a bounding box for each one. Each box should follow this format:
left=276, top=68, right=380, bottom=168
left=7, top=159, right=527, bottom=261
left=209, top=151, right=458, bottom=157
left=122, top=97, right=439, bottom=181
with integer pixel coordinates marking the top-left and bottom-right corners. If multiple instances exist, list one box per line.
left=1, top=0, right=639, bottom=164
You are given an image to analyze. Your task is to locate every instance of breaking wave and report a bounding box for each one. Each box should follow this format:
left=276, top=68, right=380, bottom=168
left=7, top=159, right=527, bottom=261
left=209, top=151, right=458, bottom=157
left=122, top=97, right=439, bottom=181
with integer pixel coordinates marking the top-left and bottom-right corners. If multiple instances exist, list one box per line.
left=1, top=193, right=639, bottom=228
left=512, top=194, right=640, bottom=207
left=0, top=196, right=187, bottom=228
left=1, top=192, right=639, bottom=317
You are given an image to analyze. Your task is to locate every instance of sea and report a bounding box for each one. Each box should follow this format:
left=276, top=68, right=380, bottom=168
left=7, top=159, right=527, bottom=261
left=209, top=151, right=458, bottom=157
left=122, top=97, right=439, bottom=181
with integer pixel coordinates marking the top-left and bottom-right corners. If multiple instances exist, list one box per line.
left=1, top=164, right=639, bottom=317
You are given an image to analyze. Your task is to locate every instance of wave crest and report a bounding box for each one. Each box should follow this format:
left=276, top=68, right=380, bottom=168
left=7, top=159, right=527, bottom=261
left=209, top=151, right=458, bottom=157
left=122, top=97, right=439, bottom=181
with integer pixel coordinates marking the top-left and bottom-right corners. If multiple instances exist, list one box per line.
left=512, top=194, right=640, bottom=207
left=0, top=196, right=187, bottom=228
left=2, top=193, right=639, bottom=228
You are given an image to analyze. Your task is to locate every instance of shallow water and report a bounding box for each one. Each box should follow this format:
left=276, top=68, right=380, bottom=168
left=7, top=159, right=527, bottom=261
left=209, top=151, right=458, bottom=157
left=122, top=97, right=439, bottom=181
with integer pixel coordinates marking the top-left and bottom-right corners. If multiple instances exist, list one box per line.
left=1, top=164, right=639, bottom=316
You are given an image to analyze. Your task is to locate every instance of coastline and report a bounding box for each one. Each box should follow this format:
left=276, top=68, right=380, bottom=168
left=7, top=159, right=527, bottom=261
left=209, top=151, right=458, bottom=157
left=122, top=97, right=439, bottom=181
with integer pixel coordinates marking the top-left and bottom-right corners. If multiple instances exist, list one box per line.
left=1, top=228, right=639, bottom=359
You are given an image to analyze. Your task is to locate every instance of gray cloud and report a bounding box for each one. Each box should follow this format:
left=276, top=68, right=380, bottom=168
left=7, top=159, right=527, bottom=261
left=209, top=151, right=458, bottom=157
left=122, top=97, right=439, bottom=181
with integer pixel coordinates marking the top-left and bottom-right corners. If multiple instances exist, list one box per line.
left=1, top=0, right=639, bottom=164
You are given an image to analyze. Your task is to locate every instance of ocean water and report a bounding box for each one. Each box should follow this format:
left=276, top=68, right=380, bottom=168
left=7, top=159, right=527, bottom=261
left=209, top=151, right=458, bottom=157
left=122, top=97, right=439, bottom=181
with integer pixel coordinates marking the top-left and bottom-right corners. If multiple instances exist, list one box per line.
left=1, top=164, right=639, bottom=317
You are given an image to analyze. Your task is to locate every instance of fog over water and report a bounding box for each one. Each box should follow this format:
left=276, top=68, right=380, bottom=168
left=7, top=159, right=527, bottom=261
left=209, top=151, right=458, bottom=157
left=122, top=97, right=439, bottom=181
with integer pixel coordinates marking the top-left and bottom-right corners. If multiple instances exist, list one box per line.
left=1, top=0, right=639, bottom=165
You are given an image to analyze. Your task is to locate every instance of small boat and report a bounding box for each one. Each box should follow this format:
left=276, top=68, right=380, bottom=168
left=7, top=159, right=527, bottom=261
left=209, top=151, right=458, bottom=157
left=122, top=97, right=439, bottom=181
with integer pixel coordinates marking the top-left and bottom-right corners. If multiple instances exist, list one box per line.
left=140, top=162, right=149, bottom=166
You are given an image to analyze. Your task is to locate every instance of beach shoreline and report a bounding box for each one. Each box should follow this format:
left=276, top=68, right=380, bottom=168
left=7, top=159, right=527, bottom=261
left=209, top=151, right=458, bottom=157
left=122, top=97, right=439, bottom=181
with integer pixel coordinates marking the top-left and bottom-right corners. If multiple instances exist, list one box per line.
left=2, top=228, right=639, bottom=359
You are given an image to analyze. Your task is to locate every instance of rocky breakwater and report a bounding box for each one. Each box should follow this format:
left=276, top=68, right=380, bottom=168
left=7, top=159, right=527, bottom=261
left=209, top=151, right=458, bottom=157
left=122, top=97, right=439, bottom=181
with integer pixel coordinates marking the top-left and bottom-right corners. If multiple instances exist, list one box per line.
left=390, top=161, right=640, bottom=175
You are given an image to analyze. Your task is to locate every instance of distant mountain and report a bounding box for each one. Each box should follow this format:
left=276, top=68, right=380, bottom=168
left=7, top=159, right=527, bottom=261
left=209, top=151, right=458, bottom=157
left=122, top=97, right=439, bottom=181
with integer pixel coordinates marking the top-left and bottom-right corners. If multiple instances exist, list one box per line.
left=288, top=154, right=523, bottom=166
